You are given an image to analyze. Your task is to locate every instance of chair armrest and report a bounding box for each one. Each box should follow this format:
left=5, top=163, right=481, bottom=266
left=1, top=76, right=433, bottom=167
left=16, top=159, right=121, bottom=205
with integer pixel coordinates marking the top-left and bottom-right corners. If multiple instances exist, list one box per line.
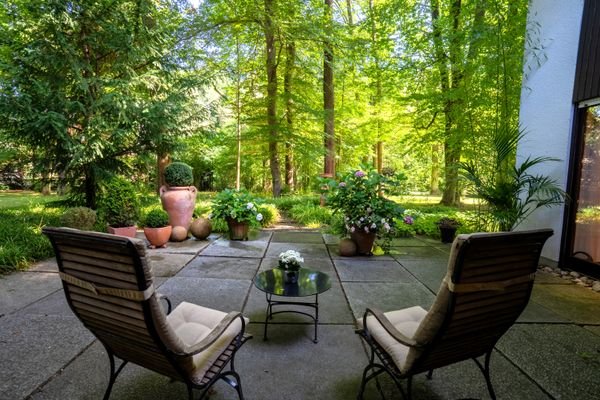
left=176, top=311, right=245, bottom=357
left=156, top=293, right=172, bottom=314
left=363, top=308, right=423, bottom=349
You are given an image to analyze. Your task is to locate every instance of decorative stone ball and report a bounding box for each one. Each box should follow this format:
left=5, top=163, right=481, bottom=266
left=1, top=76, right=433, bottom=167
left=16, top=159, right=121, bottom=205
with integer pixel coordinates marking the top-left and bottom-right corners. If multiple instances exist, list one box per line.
left=170, top=226, right=188, bottom=242
left=190, top=218, right=212, bottom=240
left=339, top=238, right=357, bottom=257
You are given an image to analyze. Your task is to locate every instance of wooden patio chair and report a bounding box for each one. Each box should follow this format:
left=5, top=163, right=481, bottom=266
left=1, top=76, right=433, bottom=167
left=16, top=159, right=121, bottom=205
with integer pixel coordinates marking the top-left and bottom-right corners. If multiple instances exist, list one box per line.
left=356, top=229, right=553, bottom=400
left=43, top=227, right=251, bottom=400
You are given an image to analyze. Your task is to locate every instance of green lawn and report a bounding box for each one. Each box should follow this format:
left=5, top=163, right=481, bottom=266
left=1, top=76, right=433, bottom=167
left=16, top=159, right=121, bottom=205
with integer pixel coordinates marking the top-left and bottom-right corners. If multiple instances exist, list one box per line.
left=0, top=191, right=63, bottom=209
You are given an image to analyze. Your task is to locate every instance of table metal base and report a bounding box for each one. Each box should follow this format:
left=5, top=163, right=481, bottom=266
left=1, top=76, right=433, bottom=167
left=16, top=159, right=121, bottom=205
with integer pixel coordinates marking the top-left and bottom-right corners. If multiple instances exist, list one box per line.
left=263, top=292, right=320, bottom=343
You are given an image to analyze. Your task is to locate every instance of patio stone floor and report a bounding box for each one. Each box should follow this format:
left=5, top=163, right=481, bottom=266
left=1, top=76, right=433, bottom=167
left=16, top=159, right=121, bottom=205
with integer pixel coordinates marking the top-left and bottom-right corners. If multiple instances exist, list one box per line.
left=1, top=230, right=599, bottom=399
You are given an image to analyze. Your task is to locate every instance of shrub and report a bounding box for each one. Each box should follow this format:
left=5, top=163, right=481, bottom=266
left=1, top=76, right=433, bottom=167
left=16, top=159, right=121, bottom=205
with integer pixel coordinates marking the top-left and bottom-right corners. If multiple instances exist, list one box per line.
left=211, top=189, right=262, bottom=225
left=97, top=177, right=139, bottom=228
left=142, top=209, right=169, bottom=228
left=164, top=162, right=194, bottom=187
left=257, top=203, right=279, bottom=227
left=289, top=203, right=332, bottom=227
left=271, top=195, right=320, bottom=211
left=60, top=207, right=97, bottom=230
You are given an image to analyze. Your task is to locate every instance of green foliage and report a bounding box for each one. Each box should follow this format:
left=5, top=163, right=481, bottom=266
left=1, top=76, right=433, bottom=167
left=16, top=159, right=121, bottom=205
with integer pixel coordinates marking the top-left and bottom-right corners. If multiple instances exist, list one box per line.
left=60, top=207, right=97, bottom=231
left=288, top=204, right=332, bottom=227
left=270, top=195, right=321, bottom=211
left=97, top=177, right=139, bottom=228
left=211, top=189, right=262, bottom=225
left=142, top=209, right=170, bottom=228
left=322, top=166, right=404, bottom=238
left=461, top=127, right=567, bottom=231
left=164, top=162, right=194, bottom=187
left=257, top=203, right=279, bottom=227
left=436, top=217, right=461, bottom=228
left=0, top=205, right=62, bottom=273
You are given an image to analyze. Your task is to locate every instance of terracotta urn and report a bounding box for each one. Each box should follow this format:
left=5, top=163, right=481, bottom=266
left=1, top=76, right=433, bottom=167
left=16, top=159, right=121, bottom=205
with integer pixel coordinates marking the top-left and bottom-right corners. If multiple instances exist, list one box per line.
left=350, top=229, right=376, bottom=255
left=226, top=218, right=249, bottom=241
left=159, top=185, right=197, bottom=233
left=190, top=218, right=212, bottom=240
left=107, top=226, right=137, bottom=238
left=143, top=226, right=172, bottom=248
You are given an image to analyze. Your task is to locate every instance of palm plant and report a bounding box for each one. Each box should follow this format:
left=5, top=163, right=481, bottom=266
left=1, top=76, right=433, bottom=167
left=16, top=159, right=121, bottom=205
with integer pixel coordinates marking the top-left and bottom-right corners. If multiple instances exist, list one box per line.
left=460, top=126, right=567, bottom=231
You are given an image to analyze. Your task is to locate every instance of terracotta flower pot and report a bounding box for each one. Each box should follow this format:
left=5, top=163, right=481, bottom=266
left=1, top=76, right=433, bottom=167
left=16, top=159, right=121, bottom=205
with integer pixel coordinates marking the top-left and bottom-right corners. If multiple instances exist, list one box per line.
left=226, top=218, right=249, bottom=241
left=351, top=229, right=376, bottom=255
left=107, top=226, right=137, bottom=238
left=143, top=226, right=172, bottom=248
left=159, top=185, right=197, bottom=231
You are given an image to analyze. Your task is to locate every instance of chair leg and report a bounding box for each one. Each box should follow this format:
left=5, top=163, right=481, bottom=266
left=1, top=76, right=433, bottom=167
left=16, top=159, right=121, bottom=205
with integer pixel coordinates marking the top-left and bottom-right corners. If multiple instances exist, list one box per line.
left=102, top=351, right=128, bottom=400
left=472, top=351, right=497, bottom=400
left=187, top=384, right=195, bottom=400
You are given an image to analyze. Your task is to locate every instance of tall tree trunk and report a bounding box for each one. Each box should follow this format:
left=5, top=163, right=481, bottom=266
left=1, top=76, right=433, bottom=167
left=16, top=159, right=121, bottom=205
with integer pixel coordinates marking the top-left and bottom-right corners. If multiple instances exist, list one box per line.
left=157, top=153, right=170, bottom=194
left=430, top=143, right=441, bottom=195
left=323, top=0, right=335, bottom=178
left=84, top=166, right=96, bottom=209
left=235, top=39, right=242, bottom=190
left=264, top=0, right=282, bottom=196
left=369, top=0, right=383, bottom=172
left=284, top=42, right=296, bottom=190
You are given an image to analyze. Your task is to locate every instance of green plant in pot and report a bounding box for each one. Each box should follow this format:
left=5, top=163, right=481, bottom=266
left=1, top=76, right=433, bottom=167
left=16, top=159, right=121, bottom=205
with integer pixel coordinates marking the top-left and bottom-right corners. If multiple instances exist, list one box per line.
left=160, top=162, right=197, bottom=241
left=98, top=177, right=139, bottom=238
left=437, top=217, right=460, bottom=243
left=210, top=189, right=263, bottom=240
left=142, top=209, right=172, bottom=248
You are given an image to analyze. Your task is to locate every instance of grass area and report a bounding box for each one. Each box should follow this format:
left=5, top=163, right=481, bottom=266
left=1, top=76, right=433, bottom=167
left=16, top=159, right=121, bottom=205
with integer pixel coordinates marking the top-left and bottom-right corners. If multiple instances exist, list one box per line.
left=0, top=190, right=484, bottom=274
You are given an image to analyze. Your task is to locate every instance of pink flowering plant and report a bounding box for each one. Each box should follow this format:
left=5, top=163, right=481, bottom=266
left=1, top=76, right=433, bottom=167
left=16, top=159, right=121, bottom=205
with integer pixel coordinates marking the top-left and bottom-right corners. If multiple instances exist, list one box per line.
left=323, top=166, right=405, bottom=244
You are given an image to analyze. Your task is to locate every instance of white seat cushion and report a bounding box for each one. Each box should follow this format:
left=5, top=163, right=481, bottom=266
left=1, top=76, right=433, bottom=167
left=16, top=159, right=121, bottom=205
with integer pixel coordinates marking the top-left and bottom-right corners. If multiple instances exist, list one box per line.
left=167, top=302, right=248, bottom=383
left=359, top=306, right=428, bottom=373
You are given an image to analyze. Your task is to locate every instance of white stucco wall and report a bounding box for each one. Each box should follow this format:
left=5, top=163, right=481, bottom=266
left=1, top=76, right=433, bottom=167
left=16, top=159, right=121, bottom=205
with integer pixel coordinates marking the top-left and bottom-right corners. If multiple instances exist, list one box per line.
left=517, top=0, right=584, bottom=261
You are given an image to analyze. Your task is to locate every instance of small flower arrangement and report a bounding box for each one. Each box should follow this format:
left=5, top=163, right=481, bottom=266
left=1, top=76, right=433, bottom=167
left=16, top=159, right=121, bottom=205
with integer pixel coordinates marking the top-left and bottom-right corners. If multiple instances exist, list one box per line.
left=278, top=250, right=304, bottom=271
left=436, top=217, right=460, bottom=229
left=210, top=189, right=263, bottom=225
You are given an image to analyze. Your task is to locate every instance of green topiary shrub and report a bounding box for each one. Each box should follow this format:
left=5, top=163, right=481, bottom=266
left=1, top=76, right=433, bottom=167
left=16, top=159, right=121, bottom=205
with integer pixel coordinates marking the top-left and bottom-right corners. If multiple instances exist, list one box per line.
left=60, top=207, right=97, bottom=230
left=164, top=162, right=194, bottom=187
left=97, top=177, right=139, bottom=228
left=142, top=209, right=169, bottom=228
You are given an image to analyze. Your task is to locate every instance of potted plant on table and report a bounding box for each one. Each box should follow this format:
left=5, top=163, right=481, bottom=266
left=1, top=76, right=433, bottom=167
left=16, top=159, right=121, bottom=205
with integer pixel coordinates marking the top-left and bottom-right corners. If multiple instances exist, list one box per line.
left=210, top=189, right=263, bottom=240
left=278, top=250, right=304, bottom=284
left=323, top=166, right=404, bottom=255
left=437, top=217, right=461, bottom=243
left=160, top=162, right=196, bottom=241
left=142, top=209, right=172, bottom=248
left=98, top=177, right=139, bottom=238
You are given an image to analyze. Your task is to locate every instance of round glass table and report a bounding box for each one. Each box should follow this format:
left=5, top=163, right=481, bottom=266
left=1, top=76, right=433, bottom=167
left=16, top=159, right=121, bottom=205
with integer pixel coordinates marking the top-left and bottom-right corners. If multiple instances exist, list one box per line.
left=254, top=268, right=331, bottom=343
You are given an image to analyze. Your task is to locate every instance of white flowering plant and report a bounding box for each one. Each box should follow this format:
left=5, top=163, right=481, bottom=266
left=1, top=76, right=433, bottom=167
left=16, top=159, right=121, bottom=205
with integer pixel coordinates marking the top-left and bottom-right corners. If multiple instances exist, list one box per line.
left=278, top=250, right=304, bottom=271
left=210, top=189, right=263, bottom=225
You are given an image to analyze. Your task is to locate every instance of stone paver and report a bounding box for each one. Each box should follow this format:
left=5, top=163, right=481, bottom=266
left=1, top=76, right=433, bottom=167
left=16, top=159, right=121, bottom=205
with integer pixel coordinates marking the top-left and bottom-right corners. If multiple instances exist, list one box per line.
left=2, top=230, right=599, bottom=400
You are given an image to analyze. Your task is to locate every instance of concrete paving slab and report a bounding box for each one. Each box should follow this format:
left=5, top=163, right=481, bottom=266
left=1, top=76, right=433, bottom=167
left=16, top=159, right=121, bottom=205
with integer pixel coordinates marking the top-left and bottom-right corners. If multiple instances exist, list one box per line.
left=271, top=231, right=324, bottom=243
left=0, top=314, right=94, bottom=400
left=143, top=236, right=210, bottom=255
left=497, top=324, right=600, bottom=400
left=28, top=258, right=58, bottom=272
left=0, top=272, right=62, bottom=316
left=258, top=256, right=336, bottom=274
left=244, top=281, right=354, bottom=325
left=375, top=349, right=551, bottom=400
left=343, top=282, right=436, bottom=320
left=157, top=277, right=251, bottom=313
left=518, top=300, right=570, bottom=323
left=178, top=256, right=260, bottom=280
left=390, top=237, right=430, bottom=247
left=19, top=289, right=72, bottom=317
left=322, top=233, right=340, bottom=245
left=584, top=325, right=600, bottom=337
left=531, top=284, right=600, bottom=324
left=200, top=238, right=269, bottom=258
left=397, top=258, right=448, bottom=293
left=327, top=244, right=395, bottom=261
left=389, top=246, right=448, bottom=260
left=334, top=258, right=419, bottom=284
left=231, top=324, right=380, bottom=400
left=265, top=242, right=330, bottom=259
left=146, top=253, right=195, bottom=277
